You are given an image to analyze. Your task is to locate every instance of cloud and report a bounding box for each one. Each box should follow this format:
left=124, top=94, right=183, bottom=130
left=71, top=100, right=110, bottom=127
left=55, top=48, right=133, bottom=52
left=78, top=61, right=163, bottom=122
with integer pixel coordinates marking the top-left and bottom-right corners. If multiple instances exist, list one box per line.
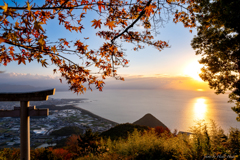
left=0, top=72, right=68, bottom=91
left=0, top=72, right=210, bottom=92
left=103, top=75, right=210, bottom=91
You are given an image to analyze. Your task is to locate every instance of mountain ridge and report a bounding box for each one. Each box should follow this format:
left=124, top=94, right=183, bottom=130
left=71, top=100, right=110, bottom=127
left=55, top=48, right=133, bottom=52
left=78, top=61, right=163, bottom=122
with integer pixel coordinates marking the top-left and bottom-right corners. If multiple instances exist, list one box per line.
left=133, top=113, right=168, bottom=128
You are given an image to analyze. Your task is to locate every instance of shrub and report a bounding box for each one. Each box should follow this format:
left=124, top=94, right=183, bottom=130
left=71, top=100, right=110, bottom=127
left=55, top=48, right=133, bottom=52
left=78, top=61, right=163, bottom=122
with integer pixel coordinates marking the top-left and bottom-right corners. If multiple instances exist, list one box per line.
left=31, top=148, right=54, bottom=160
left=77, top=120, right=239, bottom=160
left=78, top=129, right=102, bottom=156
left=50, top=148, right=73, bottom=160
left=0, top=148, right=20, bottom=160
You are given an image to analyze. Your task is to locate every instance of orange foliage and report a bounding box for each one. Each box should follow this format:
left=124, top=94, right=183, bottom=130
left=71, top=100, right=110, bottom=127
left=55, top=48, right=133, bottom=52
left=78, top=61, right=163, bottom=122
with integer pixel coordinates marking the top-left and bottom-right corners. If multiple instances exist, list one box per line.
left=91, top=19, right=102, bottom=29
left=0, top=0, right=196, bottom=94
left=154, top=126, right=171, bottom=136
left=49, top=148, right=73, bottom=160
left=65, top=134, right=81, bottom=155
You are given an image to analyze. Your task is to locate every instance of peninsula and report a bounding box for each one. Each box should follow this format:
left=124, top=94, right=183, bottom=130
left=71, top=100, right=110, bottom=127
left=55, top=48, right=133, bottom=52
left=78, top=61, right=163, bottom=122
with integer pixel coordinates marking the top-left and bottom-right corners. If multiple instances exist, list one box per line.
left=0, top=98, right=118, bottom=149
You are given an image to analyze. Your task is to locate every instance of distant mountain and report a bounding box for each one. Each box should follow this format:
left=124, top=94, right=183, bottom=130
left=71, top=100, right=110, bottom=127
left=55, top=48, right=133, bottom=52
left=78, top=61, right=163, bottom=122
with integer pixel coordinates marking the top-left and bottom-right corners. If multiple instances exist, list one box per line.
left=0, top=84, right=39, bottom=92
left=133, top=113, right=168, bottom=128
left=0, top=84, right=68, bottom=92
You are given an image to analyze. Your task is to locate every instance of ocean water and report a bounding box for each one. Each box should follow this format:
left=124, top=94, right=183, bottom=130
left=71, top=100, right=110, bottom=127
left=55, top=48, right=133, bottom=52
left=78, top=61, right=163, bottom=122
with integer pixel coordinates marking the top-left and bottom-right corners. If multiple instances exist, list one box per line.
left=49, top=89, right=240, bottom=132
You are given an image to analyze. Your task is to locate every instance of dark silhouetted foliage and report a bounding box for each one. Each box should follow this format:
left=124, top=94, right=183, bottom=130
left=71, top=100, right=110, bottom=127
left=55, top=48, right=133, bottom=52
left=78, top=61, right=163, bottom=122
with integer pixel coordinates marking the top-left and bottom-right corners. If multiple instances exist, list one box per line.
left=50, top=126, right=83, bottom=137
left=100, top=123, right=149, bottom=140
left=77, top=129, right=101, bottom=156
left=191, top=0, right=240, bottom=120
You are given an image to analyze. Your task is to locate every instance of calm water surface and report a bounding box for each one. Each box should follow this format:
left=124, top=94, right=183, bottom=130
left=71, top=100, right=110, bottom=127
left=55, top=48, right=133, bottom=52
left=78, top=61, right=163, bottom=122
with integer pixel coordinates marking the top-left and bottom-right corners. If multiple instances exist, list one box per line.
left=50, top=90, right=239, bottom=132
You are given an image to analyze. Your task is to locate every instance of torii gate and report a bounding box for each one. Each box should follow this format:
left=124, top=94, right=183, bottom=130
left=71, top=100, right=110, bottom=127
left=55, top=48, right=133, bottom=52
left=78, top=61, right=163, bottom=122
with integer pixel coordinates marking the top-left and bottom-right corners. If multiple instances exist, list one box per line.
left=0, top=88, right=55, bottom=160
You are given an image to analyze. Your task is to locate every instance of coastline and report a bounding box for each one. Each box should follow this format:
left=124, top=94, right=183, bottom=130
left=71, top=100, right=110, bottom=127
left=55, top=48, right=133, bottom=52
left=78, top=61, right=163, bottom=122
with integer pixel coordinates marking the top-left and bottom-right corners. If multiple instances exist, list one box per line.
left=36, top=104, right=119, bottom=126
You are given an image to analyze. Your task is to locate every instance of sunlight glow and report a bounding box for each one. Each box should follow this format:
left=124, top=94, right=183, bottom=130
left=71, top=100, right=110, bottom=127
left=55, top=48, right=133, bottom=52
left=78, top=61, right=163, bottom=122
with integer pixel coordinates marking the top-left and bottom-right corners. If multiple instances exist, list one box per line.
left=184, top=61, right=203, bottom=81
left=194, top=98, right=207, bottom=119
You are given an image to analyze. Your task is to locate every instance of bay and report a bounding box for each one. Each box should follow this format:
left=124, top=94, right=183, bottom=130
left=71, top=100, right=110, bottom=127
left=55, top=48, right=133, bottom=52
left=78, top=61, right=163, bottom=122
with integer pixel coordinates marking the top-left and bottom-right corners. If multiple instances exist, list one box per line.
left=49, top=89, right=240, bottom=132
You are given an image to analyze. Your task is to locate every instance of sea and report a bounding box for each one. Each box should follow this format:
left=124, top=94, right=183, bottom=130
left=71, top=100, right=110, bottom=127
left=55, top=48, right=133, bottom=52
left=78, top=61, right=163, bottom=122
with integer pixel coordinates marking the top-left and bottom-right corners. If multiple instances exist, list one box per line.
left=49, top=89, right=240, bottom=133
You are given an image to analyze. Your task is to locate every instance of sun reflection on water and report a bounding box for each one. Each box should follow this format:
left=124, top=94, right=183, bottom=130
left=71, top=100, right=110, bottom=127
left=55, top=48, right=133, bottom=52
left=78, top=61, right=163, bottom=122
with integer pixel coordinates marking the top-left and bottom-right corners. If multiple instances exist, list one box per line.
left=194, top=98, right=207, bottom=119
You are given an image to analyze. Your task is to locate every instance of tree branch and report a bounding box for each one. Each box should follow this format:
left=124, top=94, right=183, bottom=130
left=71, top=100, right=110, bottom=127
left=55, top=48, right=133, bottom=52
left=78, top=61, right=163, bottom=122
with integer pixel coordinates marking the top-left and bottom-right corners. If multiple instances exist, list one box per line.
left=111, top=0, right=152, bottom=43
left=1, top=2, right=135, bottom=11
left=3, top=39, right=79, bottom=67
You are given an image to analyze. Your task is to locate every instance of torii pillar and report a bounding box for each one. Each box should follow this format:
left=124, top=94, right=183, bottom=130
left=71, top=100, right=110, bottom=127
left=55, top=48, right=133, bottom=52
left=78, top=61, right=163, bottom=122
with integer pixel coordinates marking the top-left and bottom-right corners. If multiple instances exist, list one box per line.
left=0, top=88, right=55, bottom=160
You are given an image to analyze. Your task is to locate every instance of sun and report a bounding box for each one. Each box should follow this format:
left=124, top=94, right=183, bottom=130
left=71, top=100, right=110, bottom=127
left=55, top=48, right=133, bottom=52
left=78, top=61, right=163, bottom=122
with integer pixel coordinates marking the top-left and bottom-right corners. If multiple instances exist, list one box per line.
left=183, top=61, right=203, bottom=81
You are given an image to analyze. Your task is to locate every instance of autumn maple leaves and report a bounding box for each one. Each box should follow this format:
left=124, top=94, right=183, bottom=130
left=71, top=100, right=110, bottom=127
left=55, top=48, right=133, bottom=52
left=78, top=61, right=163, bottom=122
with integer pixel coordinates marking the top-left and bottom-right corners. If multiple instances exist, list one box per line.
left=92, top=20, right=117, bottom=30
left=0, top=0, right=196, bottom=94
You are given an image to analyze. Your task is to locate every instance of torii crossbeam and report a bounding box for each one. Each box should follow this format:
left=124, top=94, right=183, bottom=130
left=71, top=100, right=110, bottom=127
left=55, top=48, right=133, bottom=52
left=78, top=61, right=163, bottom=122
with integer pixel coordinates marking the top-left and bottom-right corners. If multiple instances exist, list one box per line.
left=0, top=88, right=55, bottom=160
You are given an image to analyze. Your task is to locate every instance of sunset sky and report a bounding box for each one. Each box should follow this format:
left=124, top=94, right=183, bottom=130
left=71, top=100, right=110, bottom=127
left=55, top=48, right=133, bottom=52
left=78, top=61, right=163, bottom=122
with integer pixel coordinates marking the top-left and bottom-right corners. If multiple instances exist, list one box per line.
left=0, top=1, right=210, bottom=92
